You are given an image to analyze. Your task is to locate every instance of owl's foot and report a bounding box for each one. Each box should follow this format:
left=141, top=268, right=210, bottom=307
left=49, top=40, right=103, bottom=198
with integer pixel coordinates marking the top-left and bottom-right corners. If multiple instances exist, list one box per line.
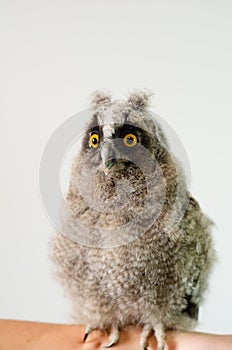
left=140, top=323, right=165, bottom=350
left=101, top=325, right=119, bottom=348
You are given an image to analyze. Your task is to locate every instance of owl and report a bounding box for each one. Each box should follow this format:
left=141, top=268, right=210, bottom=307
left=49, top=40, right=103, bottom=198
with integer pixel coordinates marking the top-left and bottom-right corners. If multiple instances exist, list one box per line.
left=50, top=90, right=216, bottom=350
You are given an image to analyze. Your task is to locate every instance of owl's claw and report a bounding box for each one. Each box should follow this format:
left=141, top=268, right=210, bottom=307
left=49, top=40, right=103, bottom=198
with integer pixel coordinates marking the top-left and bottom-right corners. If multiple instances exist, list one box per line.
left=101, top=341, right=116, bottom=348
left=101, top=325, right=119, bottom=348
left=83, top=325, right=94, bottom=342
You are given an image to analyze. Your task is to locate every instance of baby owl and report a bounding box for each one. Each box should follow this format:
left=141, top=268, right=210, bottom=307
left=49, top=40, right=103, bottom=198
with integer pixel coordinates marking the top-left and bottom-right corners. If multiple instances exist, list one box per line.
left=50, top=90, right=215, bottom=350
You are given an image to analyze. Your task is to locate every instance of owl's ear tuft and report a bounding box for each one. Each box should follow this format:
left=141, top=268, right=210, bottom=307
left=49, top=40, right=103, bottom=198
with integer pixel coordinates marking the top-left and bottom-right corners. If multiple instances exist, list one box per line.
left=127, top=89, right=153, bottom=109
left=90, top=90, right=111, bottom=107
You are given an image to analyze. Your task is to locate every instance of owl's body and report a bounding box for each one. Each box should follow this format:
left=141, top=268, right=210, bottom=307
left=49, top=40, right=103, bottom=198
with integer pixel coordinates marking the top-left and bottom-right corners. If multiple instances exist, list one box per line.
left=51, top=91, right=215, bottom=350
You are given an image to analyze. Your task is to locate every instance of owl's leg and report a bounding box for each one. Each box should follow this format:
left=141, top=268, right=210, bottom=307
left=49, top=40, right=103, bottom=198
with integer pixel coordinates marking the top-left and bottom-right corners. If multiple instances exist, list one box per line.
left=140, top=323, right=165, bottom=350
left=154, top=323, right=165, bottom=350
left=101, top=325, right=120, bottom=348
left=140, top=324, right=152, bottom=350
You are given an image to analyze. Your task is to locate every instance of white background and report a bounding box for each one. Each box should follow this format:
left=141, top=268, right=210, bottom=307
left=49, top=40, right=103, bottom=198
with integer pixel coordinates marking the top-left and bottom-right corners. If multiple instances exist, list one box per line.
left=0, top=0, right=232, bottom=334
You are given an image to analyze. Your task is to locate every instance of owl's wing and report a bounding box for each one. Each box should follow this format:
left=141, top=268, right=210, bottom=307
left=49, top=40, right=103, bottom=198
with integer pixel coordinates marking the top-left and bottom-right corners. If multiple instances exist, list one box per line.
left=182, top=294, right=199, bottom=320
left=179, top=194, right=215, bottom=322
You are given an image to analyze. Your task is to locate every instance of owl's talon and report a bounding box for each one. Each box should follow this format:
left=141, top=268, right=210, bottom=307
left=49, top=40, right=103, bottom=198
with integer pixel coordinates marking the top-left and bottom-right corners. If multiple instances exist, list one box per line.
left=101, top=325, right=119, bottom=348
left=83, top=325, right=93, bottom=342
left=101, top=341, right=115, bottom=348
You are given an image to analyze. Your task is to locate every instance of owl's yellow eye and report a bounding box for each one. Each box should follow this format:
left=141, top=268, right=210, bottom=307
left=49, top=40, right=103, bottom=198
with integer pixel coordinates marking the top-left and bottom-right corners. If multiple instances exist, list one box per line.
left=89, top=133, right=99, bottom=148
left=123, top=133, right=137, bottom=147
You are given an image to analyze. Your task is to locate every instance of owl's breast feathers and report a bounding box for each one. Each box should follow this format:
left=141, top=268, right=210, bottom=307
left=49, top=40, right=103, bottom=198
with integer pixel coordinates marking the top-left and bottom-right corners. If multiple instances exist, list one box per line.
left=51, top=193, right=215, bottom=329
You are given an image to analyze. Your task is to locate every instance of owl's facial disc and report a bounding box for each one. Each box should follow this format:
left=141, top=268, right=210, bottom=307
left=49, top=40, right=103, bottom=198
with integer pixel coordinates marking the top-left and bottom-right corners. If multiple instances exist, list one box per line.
left=86, top=118, right=145, bottom=175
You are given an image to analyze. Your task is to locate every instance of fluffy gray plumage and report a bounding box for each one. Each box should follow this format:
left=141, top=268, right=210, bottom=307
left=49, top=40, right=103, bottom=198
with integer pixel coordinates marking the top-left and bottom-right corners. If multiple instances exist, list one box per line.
left=50, top=90, right=216, bottom=350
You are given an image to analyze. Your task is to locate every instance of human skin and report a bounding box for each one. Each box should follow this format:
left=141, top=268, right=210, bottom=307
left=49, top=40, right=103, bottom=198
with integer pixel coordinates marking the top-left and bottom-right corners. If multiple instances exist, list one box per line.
left=0, top=320, right=231, bottom=350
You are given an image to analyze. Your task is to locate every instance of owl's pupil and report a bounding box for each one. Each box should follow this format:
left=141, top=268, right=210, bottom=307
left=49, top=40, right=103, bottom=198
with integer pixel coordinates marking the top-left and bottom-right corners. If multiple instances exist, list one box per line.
left=92, top=138, right=98, bottom=144
left=127, top=137, right=133, bottom=144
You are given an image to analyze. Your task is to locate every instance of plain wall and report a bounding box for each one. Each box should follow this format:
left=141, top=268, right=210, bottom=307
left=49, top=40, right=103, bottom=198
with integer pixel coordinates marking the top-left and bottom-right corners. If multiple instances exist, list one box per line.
left=0, top=0, right=231, bottom=334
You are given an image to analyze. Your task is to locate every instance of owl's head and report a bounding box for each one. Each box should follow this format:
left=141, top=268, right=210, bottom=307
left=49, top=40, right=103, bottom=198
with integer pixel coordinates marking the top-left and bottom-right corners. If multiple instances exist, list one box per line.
left=79, top=90, right=168, bottom=178
left=66, top=91, right=186, bottom=246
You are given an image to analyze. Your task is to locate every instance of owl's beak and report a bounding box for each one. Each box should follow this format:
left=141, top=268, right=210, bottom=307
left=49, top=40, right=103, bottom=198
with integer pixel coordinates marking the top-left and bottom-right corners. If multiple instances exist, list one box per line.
left=101, top=141, right=117, bottom=175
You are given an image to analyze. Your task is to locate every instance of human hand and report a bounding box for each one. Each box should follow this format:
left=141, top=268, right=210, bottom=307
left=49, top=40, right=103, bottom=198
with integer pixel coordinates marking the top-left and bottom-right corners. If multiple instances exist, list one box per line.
left=0, top=320, right=232, bottom=350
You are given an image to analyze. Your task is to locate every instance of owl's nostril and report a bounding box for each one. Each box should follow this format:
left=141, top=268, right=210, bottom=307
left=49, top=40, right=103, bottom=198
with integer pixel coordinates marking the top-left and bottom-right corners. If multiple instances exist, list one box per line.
left=105, top=158, right=117, bottom=169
